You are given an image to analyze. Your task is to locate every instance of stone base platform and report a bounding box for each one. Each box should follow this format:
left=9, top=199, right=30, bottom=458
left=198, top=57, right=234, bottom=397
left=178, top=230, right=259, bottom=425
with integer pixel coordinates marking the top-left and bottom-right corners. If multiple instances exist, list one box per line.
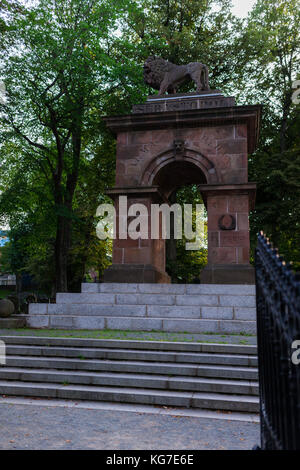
left=0, top=316, right=26, bottom=329
left=200, top=265, right=255, bottom=285
left=26, top=283, right=257, bottom=335
left=103, top=264, right=171, bottom=284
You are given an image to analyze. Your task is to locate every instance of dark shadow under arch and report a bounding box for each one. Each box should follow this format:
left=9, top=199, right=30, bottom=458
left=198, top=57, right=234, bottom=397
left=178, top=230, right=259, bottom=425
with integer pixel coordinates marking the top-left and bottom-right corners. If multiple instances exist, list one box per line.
left=141, top=147, right=218, bottom=196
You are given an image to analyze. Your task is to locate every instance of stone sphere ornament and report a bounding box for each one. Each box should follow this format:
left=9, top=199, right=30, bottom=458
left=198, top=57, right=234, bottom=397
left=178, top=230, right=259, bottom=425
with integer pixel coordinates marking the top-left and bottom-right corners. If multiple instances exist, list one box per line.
left=0, top=298, right=15, bottom=317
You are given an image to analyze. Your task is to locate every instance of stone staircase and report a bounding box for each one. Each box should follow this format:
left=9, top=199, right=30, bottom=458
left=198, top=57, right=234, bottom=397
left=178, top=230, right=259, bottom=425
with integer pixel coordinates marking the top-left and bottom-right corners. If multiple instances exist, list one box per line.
left=26, top=283, right=257, bottom=335
left=0, top=335, right=259, bottom=413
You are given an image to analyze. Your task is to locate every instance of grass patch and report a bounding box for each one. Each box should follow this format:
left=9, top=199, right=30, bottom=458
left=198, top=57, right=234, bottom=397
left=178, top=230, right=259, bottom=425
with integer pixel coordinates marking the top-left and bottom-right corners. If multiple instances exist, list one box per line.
left=0, top=327, right=257, bottom=345
left=0, top=289, right=13, bottom=299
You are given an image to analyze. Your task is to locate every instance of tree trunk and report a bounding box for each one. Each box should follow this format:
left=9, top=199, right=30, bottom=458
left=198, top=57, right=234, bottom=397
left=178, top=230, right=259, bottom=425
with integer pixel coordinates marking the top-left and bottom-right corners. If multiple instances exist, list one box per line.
left=55, top=212, right=72, bottom=293
left=15, top=272, right=22, bottom=313
left=280, top=90, right=292, bottom=153
left=68, top=216, right=94, bottom=292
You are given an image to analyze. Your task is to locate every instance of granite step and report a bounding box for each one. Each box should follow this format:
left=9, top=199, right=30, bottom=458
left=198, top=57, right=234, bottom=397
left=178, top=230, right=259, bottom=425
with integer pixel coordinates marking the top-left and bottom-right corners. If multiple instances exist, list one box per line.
left=0, top=380, right=260, bottom=412
left=4, top=344, right=258, bottom=367
left=0, top=367, right=259, bottom=395
left=0, top=336, right=257, bottom=355
left=0, top=336, right=259, bottom=412
left=3, top=355, right=258, bottom=380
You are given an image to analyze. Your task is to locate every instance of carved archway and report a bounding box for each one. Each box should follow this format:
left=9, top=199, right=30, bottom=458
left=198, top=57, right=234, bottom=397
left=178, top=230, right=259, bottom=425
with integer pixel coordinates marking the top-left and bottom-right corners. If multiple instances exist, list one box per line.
left=141, top=147, right=219, bottom=191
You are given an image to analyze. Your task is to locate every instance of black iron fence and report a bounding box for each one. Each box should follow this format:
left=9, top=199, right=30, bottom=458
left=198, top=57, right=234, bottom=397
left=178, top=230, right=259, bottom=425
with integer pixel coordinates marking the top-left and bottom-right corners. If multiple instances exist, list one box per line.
left=255, top=232, right=300, bottom=450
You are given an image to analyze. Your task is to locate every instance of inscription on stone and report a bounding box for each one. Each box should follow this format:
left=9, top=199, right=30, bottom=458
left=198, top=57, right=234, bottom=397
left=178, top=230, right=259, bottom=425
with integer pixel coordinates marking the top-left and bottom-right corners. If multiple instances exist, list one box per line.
left=132, top=96, right=236, bottom=114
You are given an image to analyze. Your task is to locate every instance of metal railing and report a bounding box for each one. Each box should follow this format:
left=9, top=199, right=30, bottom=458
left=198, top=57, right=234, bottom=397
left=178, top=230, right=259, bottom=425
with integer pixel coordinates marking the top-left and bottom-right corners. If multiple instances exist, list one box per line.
left=255, top=232, right=300, bottom=449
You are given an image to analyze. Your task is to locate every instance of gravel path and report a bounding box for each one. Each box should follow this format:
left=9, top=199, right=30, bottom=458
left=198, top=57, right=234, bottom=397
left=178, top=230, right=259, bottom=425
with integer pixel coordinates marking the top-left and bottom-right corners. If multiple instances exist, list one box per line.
left=0, top=402, right=260, bottom=450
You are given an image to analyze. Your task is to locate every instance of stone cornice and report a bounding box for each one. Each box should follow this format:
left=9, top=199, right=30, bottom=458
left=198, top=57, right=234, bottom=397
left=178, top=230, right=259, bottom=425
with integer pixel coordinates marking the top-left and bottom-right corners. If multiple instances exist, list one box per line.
left=104, top=105, right=262, bottom=154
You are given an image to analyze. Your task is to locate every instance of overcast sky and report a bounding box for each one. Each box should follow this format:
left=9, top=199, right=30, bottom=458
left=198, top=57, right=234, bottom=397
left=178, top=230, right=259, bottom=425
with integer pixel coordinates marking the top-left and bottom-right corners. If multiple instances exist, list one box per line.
left=232, top=0, right=256, bottom=18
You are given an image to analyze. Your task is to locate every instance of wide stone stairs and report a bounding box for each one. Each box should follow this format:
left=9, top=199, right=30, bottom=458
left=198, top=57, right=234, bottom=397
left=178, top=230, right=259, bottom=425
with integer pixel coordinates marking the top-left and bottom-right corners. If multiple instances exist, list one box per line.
left=0, top=335, right=259, bottom=413
left=25, top=283, right=257, bottom=335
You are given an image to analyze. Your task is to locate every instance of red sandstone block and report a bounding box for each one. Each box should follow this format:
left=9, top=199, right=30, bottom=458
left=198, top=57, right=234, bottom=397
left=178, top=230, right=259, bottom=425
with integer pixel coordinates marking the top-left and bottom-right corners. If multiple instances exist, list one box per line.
left=124, top=248, right=151, bottom=264
left=117, top=132, right=128, bottom=146
left=152, top=241, right=166, bottom=271
left=208, top=232, right=219, bottom=247
left=140, top=238, right=151, bottom=247
left=220, top=231, right=250, bottom=248
left=237, top=213, right=250, bottom=231
left=229, top=154, right=247, bottom=169
left=152, top=129, right=174, bottom=143
left=208, top=247, right=236, bottom=264
left=216, top=139, right=247, bottom=155
left=237, top=247, right=250, bottom=264
left=207, top=196, right=228, bottom=213
left=175, top=128, right=204, bottom=141
left=235, top=124, right=247, bottom=139
left=174, top=128, right=214, bottom=153
left=213, top=154, right=231, bottom=169
left=198, top=137, right=217, bottom=155
left=125, top=158, right=144, bottom=175
left=207, top=214, right=221, bottom=230
left=228, top=196, right=249, bottom=212
left=112, top=248, right=123, bottom=264
left=115, top=162, right=127, bottom=185
left=115, top=238, right=140, bottom=249
left=220, top=169, right=248, bottom=184
left=128, top=131, right=152, bottom=145
left=117, top=145, right=141, bottom=161
left=207, top=125, right=235, bottom=142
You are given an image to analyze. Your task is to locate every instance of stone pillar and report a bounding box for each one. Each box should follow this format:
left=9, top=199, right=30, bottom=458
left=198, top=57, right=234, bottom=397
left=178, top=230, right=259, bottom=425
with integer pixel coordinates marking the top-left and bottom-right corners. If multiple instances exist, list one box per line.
left=103, top=187, right=171, bottom=283
left=200, top=184, right=256, bottom=284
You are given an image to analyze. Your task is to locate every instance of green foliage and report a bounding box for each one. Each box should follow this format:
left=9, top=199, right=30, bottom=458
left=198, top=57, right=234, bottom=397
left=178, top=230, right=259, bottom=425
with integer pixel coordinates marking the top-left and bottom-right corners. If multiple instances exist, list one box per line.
left=244, top=0, right=300, bottom=268
left=166, top=185, right=208, bottom=282
left=0, top=0, right=132, bottom=291
left=167, top=244, right=208, bottom=283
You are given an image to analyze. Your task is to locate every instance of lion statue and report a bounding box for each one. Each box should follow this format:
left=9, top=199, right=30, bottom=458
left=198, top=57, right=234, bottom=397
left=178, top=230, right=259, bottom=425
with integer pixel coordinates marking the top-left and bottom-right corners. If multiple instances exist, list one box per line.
left=143, top=56, right=210, bottom=96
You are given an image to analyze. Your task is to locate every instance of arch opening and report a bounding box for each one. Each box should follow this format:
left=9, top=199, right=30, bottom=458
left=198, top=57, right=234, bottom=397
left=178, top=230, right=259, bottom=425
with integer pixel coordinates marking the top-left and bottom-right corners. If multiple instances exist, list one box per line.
left=152, top=160, right=208, bottom=283
left=152, top=160, right=207, bottom=200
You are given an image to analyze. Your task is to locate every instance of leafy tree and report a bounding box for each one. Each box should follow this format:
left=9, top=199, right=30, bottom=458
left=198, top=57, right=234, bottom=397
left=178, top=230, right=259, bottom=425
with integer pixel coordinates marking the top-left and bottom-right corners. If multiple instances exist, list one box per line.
left=237, top=0, right=300, bottom=152
left=241, top=0, right=300, bottom=266
left=0, top=0, right=130, bottom=291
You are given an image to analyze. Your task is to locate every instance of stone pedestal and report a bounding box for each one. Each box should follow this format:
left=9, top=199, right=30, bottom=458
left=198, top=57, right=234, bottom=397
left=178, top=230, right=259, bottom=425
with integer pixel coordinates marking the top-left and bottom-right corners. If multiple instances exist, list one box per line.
left=103, top=91, right=261, bottom=284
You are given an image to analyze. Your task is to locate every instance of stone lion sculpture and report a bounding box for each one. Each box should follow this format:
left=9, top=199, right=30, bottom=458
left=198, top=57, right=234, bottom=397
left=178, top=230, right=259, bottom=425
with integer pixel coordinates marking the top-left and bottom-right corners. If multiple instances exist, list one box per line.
left=144, top=56, right=210, bottom=96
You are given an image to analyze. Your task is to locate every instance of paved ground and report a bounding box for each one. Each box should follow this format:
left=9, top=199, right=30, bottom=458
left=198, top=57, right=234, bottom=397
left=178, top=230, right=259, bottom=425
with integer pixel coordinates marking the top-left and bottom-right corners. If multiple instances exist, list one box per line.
left=0, top=401, right=260, bottom=450
left=0, top=328, right=257, bottom=345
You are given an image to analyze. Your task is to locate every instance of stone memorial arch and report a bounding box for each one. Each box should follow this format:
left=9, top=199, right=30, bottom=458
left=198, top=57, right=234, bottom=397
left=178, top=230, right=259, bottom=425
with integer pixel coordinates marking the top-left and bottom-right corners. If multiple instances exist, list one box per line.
left=103, top=60, right=261, bottom=284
